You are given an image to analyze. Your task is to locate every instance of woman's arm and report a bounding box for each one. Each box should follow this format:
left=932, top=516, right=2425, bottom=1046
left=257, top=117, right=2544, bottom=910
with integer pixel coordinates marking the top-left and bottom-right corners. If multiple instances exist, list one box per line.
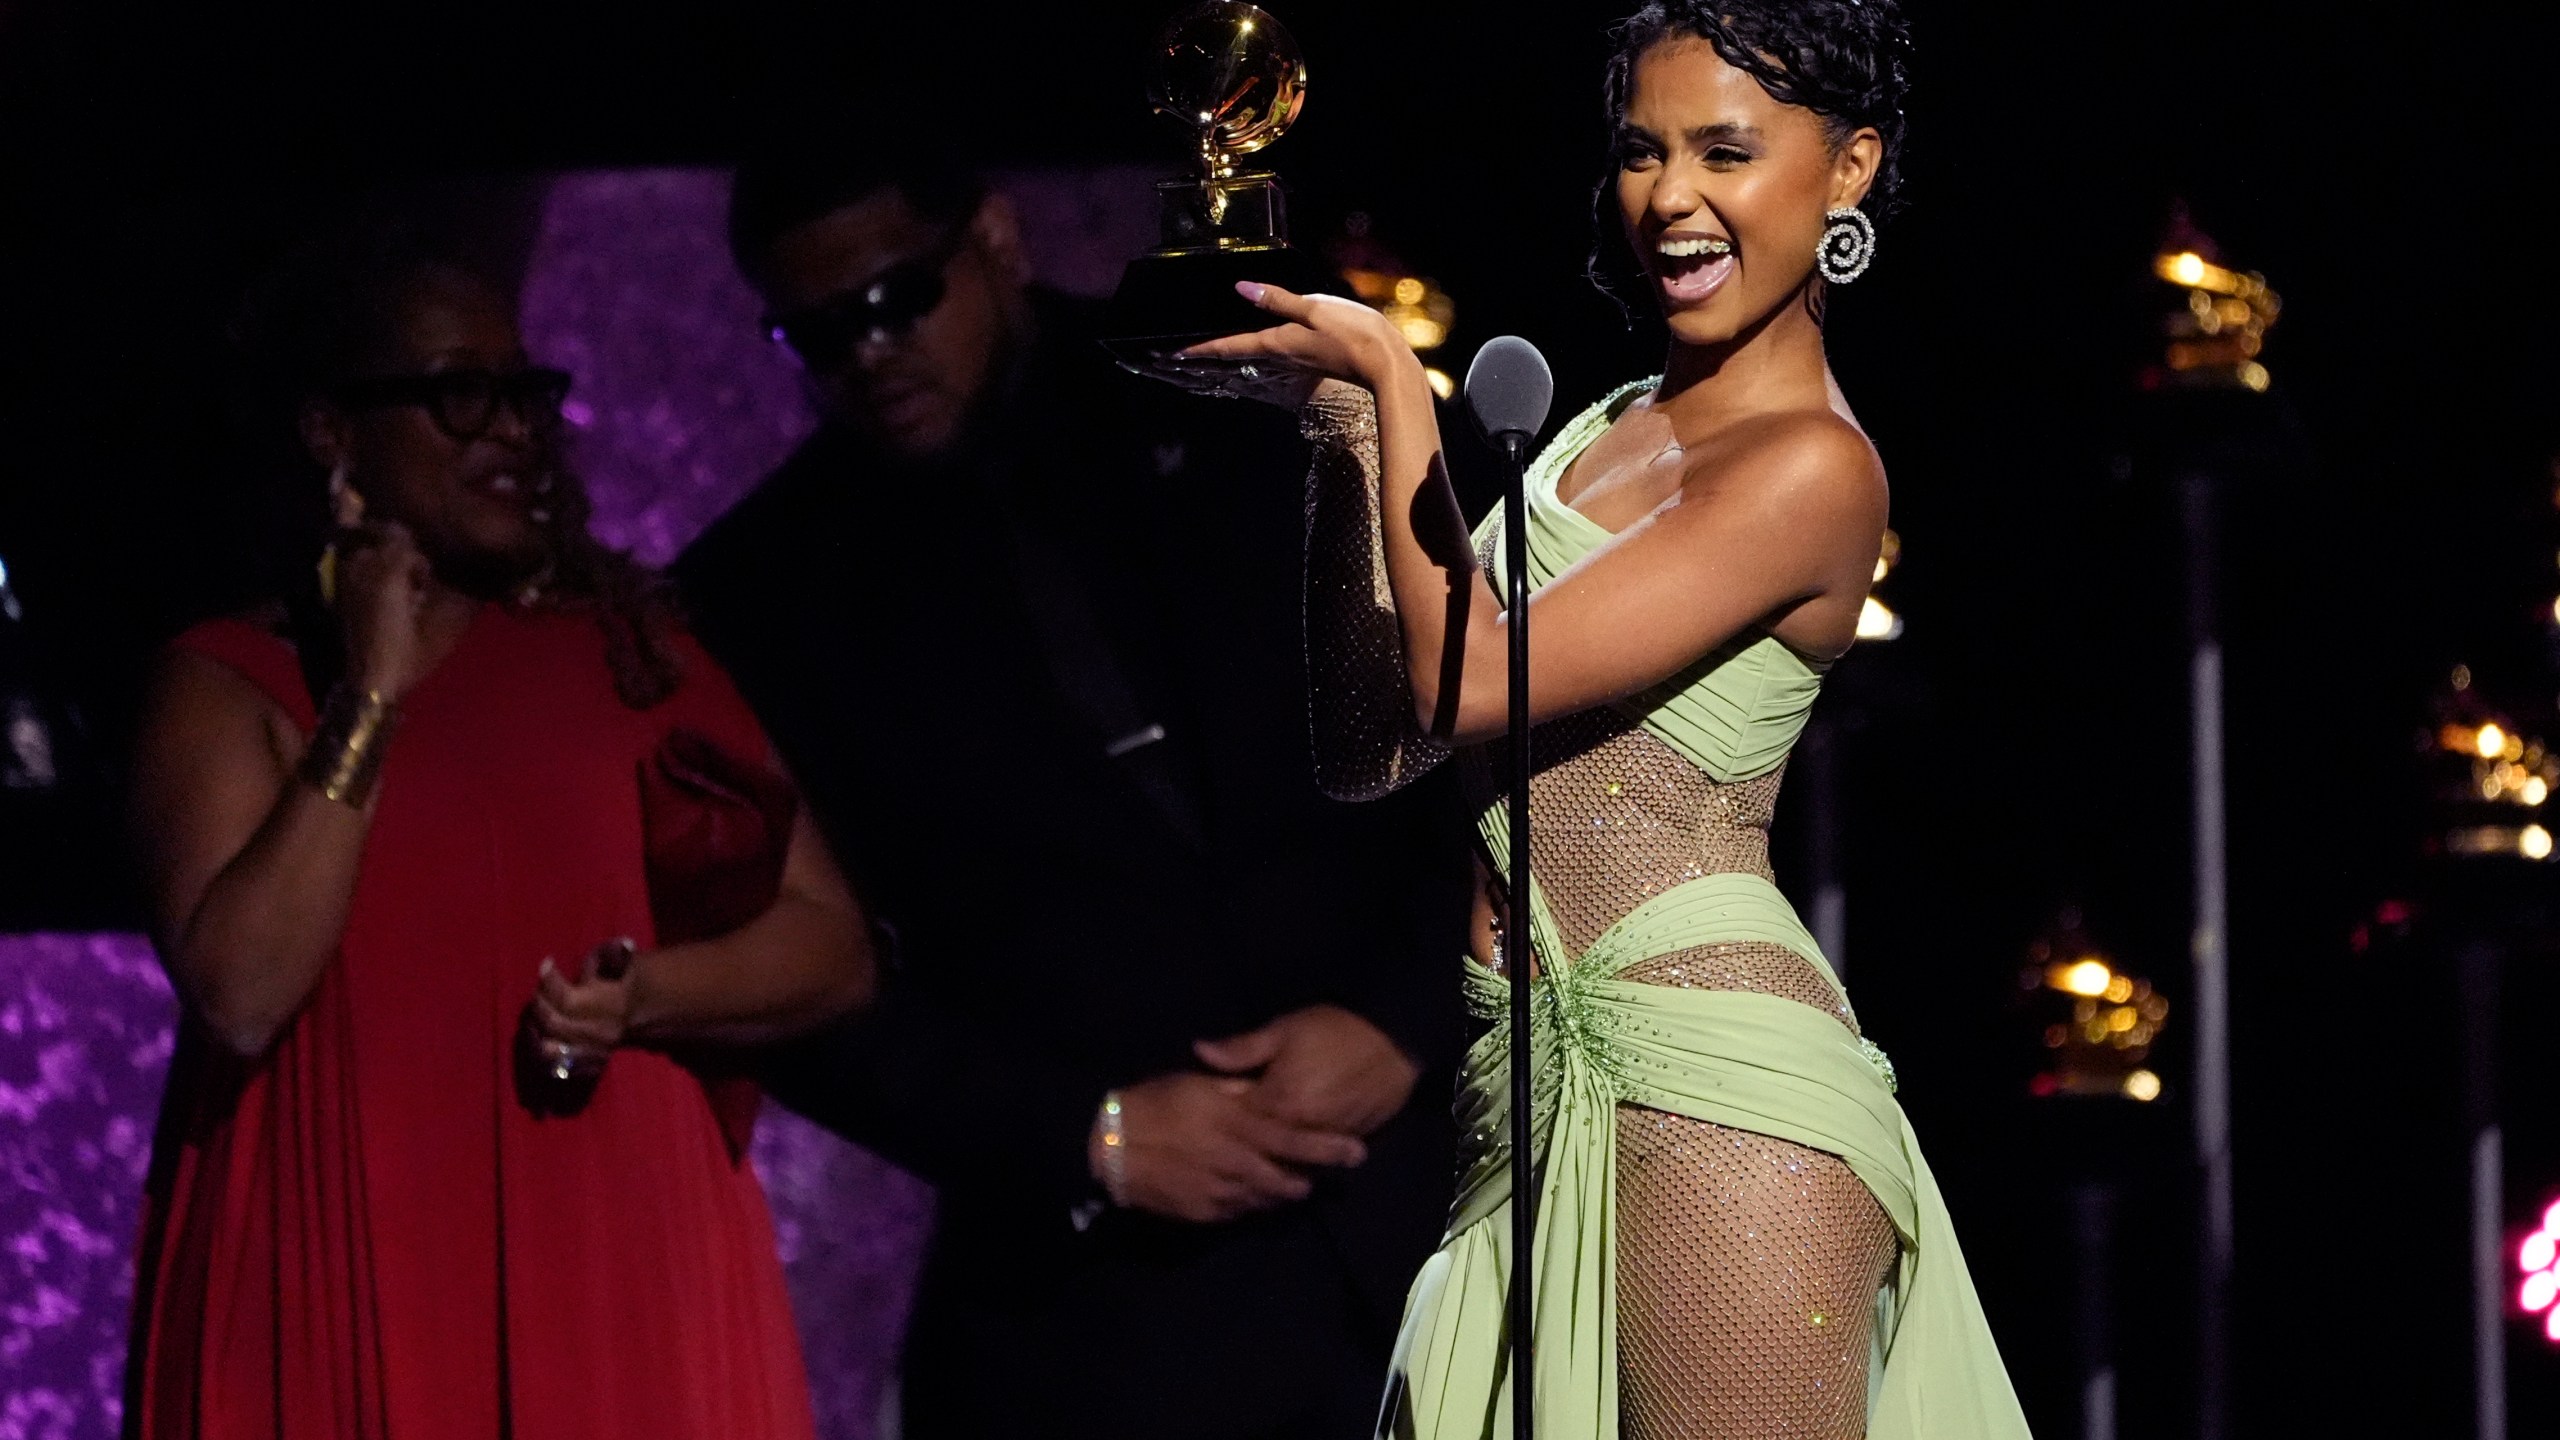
left=130, top=650, right=381, bottom=1056
left=533, top=808, right=875, bottom=1054
left=1183, top=285, right=1885, bottom=745
left=1299, top=381, right=1450, bottom=799
left=130, top=526, right=435, bottom=1057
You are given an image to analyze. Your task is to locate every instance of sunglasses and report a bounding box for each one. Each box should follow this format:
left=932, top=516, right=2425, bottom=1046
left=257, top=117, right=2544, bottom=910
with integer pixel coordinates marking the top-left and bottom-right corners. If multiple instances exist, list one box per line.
left=764, top=226, right=968, bottom=371
left=332, top=366, right=573, bottom=443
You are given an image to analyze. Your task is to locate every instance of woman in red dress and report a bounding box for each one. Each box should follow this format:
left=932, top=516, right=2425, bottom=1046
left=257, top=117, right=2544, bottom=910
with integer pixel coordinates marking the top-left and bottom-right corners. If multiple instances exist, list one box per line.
left=121, top=239, right=872, bottom=1439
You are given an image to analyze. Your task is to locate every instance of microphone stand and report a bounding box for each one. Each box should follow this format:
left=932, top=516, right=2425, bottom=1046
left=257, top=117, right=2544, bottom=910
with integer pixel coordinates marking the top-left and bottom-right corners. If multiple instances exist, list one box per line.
left=1496, top=425, right=1537, bottom=1440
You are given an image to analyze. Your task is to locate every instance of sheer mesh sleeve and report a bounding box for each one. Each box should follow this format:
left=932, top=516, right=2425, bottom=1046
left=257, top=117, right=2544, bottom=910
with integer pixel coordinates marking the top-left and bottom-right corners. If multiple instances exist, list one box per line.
left=1299, top=380, right=1450, bottom=801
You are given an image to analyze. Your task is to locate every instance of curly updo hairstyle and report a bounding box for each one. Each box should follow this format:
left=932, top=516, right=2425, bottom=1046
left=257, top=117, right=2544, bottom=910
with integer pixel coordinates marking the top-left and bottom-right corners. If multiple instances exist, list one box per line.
left=1591, top=0, right=1914, bottom=307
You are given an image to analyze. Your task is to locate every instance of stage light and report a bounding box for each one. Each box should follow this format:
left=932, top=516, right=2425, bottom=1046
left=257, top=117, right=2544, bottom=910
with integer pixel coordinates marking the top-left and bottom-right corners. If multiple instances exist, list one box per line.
left=2525, top=1229, right=2557, bottom=1273
left=2430, top=689, right=2560, bottom=822
left=2517, top=1199, right=2560, bottom=1345
left=2152, top=234, right=2279, bottom=390
left=2056, top=958, right=2113, bottom=997
left=2025, top=918, right=2169, bottom=1099
left=1340, top=264, right=1456, bottom=362
left=1395, top=312, right=1449, bottom=351
left=2446, top=824, right=2558, bottom=859
left=2154, top=250, right=2253, bottom=298
left=1425, top=367, right=1454, bottom=400
left=1857, top=531, right=1905, bottom=641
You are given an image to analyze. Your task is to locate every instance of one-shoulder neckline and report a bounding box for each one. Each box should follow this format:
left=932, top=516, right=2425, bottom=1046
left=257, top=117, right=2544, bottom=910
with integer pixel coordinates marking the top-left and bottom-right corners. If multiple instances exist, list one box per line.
left=1527, top=380, right=1837, bottom=676
left=1536, top=379, right=1656, bottom=540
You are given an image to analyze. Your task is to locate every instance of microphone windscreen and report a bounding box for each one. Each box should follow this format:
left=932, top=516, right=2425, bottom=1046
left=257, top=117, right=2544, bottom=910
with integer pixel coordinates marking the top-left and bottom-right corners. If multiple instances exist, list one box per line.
left=1463, top=336, right=1555, bottom=446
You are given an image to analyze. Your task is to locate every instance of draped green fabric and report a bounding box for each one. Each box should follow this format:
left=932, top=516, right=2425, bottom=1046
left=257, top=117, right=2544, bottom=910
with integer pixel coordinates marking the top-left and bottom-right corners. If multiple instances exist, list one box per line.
left=1494, top=381, right=1828, bottom=785
left=1379, top=385, right=2032, bottom=1440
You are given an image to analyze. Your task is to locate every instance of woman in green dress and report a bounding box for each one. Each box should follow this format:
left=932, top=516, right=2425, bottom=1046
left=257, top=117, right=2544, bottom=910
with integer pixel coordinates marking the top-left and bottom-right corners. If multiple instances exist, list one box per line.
left=1171, top=2, right=2032, bottom=1436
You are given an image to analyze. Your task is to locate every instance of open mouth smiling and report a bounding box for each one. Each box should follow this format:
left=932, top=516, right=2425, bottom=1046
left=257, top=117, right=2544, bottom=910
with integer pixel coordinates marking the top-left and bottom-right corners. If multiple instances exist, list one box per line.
left=1653, top=231, right=1736, bottom=306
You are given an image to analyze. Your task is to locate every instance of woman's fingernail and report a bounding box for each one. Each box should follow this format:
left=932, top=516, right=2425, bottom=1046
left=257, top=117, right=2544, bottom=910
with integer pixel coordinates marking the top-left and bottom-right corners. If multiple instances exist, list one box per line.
left=1235, top=281, right=1266, bottom=303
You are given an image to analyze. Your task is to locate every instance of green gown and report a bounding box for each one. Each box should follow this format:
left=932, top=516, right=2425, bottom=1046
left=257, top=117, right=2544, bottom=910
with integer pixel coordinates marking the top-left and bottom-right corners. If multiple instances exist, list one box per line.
left=1373, top=383, right=2034, bottom=1440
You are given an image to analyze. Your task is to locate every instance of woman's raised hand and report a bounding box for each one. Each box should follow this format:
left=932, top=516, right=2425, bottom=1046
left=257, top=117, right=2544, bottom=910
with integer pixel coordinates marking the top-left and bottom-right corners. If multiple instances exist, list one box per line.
left=1144, top=281, right=1419, bottom=408
left=335, top=519, right=433, bottom=700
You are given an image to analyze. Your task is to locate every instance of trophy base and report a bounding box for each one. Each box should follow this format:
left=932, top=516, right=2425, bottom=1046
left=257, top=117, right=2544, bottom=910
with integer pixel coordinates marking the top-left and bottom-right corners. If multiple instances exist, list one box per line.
left=1099, top=244, right=1343, bottom=364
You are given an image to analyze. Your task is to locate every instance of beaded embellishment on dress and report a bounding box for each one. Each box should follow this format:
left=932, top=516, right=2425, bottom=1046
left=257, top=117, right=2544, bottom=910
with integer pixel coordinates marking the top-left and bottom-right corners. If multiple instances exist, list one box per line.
left=1299, top=384, right=1449, bottom=801
left=1465, top=706, right=1898, bottom=1440
left=1296, top=380, right=1960, bottom=1439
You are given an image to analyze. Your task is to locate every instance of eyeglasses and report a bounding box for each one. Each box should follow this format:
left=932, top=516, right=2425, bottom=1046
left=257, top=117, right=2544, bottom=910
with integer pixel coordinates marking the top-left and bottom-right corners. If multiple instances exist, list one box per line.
left=332, top=366, right=574, bottom=443
left=764, top=227, right=967, bottom=371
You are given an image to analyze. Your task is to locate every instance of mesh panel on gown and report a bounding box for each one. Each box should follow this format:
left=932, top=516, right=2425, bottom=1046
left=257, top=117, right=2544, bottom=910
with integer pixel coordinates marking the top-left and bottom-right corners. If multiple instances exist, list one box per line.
left=1298, top=386, right=1449, bottom=798
left=1467, top=708, right=1898, bottom=1439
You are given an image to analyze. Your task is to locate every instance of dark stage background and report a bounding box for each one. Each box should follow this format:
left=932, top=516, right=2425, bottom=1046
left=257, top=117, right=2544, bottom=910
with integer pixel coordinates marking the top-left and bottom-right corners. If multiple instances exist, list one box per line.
left=4, top=2, right=2558, bottom=1436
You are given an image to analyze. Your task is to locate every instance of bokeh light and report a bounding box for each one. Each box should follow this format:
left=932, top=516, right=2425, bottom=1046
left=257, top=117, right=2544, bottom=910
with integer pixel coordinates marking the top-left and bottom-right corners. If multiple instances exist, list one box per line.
left=2513, top=1198, right=2560, bottom=1345
left=2057, top=959, right=2113, bottom=997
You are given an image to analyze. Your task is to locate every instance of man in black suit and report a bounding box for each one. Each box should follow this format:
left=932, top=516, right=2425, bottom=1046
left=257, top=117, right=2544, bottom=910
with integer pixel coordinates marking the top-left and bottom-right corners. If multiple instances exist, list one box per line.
left=674, top=143, right=1469, bottom=1439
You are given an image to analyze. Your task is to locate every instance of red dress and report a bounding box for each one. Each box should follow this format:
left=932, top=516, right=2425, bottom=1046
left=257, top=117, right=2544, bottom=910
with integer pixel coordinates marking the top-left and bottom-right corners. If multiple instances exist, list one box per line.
left=127, top=606, right=818, bottom=1440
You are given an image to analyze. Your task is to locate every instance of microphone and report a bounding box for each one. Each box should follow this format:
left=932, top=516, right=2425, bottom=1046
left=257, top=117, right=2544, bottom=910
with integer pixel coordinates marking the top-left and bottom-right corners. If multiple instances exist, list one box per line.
left=1463, top=335, right=1555, bottom=459
left=1465, top=331, right=1553, bottom=1440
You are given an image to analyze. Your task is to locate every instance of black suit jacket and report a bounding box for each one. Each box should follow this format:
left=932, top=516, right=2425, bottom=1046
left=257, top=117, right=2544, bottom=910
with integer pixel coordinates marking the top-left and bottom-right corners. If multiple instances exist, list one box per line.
left=674, top=294, right=1469, bottom=1433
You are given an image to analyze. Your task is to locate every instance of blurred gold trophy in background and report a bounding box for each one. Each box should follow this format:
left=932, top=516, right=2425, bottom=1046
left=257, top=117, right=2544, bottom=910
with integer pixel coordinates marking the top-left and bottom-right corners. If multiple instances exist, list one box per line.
left=1103, top=2, right=1339, bottom=361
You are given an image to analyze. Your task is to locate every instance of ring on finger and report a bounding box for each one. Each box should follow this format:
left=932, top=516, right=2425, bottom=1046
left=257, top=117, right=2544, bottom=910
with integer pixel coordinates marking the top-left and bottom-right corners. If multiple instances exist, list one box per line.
left=543, top=1039, right=601, bottom=1082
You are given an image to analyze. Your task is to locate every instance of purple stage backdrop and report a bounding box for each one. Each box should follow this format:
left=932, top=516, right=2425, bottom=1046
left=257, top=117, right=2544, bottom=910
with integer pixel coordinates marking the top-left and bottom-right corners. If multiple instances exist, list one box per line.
left=0, top=164, right=1156, bottom=1440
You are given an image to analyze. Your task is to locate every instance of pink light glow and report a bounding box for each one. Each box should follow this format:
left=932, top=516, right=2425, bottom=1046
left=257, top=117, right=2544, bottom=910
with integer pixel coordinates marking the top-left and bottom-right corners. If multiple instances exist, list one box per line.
left=2523, top=1230, right=2558, bottom=1275
left=2520, top=1205, right=2560, bottom=1343
left=2522, top=1270, right=2559, bottom=1315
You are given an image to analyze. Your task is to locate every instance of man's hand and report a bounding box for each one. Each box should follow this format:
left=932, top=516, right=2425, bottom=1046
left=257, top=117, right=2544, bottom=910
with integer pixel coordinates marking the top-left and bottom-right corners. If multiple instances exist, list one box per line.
left=1194, top=1004, right=1421, bottom=1139
left=1096, top=1071, right=1367, bottom=1225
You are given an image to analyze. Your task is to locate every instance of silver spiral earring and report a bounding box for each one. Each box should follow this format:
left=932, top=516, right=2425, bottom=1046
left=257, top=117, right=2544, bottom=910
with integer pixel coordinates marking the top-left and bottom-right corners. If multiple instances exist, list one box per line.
left=1816, top=206, right=1877, bottom=285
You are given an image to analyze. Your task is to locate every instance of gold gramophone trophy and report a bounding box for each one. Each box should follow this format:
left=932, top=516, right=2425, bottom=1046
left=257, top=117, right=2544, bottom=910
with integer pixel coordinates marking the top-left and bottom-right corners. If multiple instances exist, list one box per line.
left=1102, top=2, right=1339, bottom=362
